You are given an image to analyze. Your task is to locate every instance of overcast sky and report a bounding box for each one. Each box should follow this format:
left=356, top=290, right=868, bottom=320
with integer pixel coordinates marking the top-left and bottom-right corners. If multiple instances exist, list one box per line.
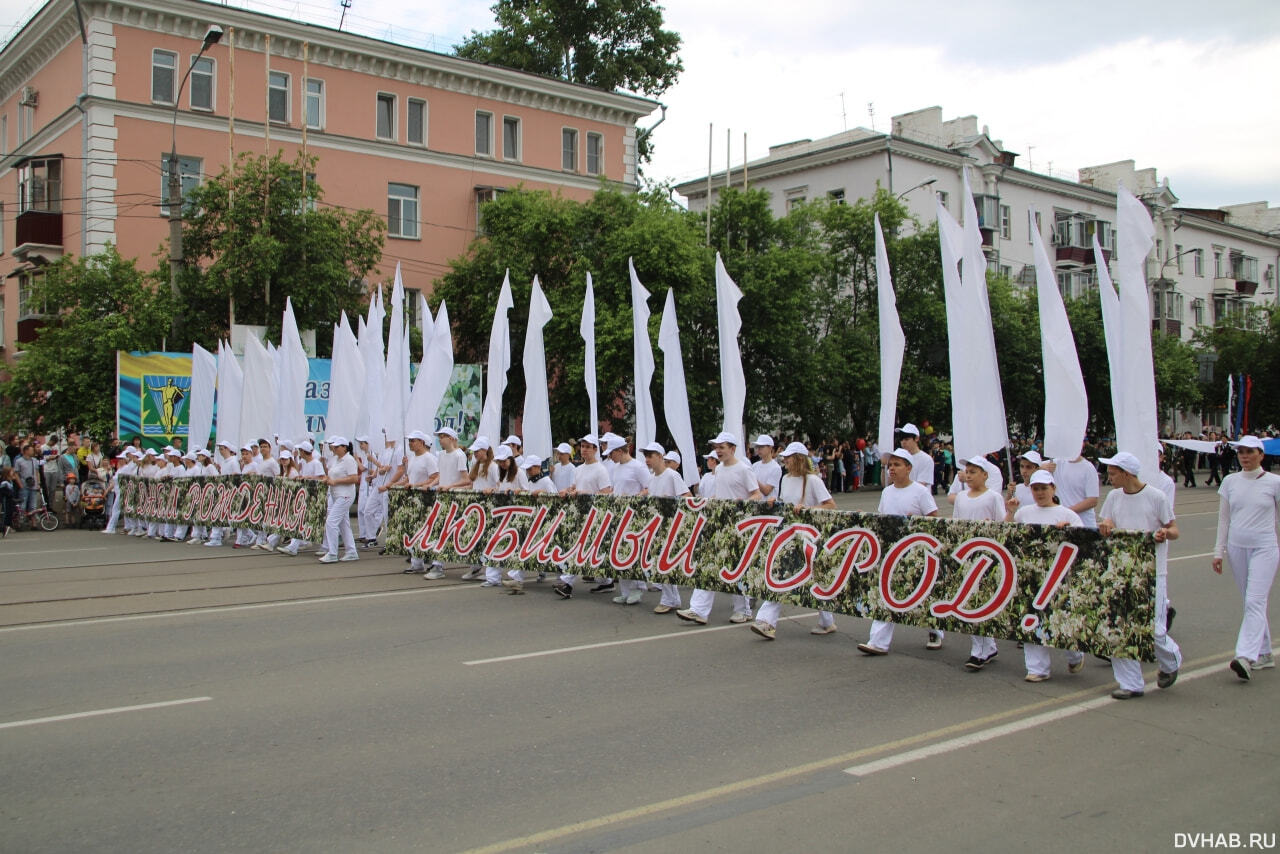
left=4, top=0, right=1277, bottom=209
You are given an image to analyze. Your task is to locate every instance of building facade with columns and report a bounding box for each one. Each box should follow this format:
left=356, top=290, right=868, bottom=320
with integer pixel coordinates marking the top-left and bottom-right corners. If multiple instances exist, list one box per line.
left=675, top=106, right=1280, bottom=348
left=0, top=0, right=656, bottom=355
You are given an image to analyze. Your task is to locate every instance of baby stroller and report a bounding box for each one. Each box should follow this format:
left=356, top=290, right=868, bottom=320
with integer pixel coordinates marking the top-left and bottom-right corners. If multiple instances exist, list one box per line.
left=79, top=478, right=107, bottom=529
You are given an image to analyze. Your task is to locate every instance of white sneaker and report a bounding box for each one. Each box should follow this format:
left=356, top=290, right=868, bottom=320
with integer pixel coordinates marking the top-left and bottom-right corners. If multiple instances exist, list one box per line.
left=314, top=550, right=328, bottom=557
left=461, top=567, right=483, bottom=580
left=339, top=552, right=359, bottom=562
left=319, top=554, right=339, bottom=563
left=203, top=541, right=221, bottom=547
left=612, top=594, right=629, bottom=604
left=277, top=545, right=298, bottom=556
left=187, top=537, right=202, bottom=544
left=625, top=590, right=644, bottom=605
left=424, top=567, right=446, bottom=580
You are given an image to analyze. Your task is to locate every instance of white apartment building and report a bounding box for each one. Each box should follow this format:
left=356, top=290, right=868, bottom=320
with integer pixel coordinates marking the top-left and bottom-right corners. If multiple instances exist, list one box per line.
left=675, top=106, right=1280, bottom=345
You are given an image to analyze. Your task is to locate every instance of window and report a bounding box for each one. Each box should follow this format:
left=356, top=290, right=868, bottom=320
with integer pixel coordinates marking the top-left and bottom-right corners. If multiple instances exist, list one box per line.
left=305, top=79, right=324, bottom=129
left=586, top=131, right=603, bottom=175
left=387, top=183, right=419, bottom=239
left=1028, top=210, right=1042, bottom=244
left=475, top=186, right=507, bottom=234
left=1, top=115, right=6, bottom=155
left=936, top=190, right=949, bottom=210
left=502, top=116, right=519, bottom=160
left=999, top=205, right=1011, bottom=240
left=784, top=187, right=807, bottom=213
left=18, top=269, right=45, bottom=319
left=18, top=158, right=62, bottom=212
left=1191, top=298, right=1204, bottom=326
left=999, top=264, right=1012, bottom=280
left=190, top=56, right=214, bottom=110
left=376, top=93, right=395, bottom=140
left=1213, top=247, right=1224, bottom=278
left=561, top=128, right=578, bottom=171
left=974, top=195, right=999, bottom=229
left=152, top=50, right=176, bottom=103
left=160, top=155, right=202, bottom=216
left=1194, top=248, right=1204, bottom=277
left=268, top=71, right=289, bottom=123
left=827, top=188, right=846, bottom=204
left=475, top=111, right=493, bottom=156
left=407, top=98, right=426, bottom=146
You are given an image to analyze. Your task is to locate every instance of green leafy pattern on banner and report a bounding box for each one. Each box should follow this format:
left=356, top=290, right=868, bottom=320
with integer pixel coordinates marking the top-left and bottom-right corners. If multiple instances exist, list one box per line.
left=118, top=475, right=329, bottom=540
left=385, top=490, right=1157, bottom=661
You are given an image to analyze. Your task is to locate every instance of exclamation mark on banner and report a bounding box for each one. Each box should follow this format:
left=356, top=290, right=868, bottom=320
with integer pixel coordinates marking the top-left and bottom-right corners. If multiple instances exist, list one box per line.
left=1021, top=542, right=1079, bottom=631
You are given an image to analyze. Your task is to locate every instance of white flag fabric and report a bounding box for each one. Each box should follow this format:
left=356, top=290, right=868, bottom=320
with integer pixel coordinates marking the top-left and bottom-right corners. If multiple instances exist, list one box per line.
left=1115, top=184, right=1159, bottom=476
left=1227, top=374, right=1236, bottom=437
left=581, top=273, right=599, bottom=436
left=405, top=301, right=455, bottom=446
left=326, top=312, right=364, bottom=442
left=658, top=289, right=699, bottom=486
left=629, top=259, right=657, bottom=448
left=874, top=213, right=905, bottom=459
left=239, top=332, right=276, bottom=447
left=522, top=277, right=554, bottom=462
left=382, top=265, right=410, bottom=444
left=359, top=299, right=386, bottom=442
left=1030, top=209, right=1088, bottom=460
left=418, top=292, right=434, bottom=358
left=1163, top=438, right=1219, bottom=455
left=214, top=340, right=242, bottom=450
left=478, top=271, right=514, bottom=442
left=276, top=297, right=309, bottom=443
left=715, top=253, right=746, bottom=444
left=1093, top=237, right=1125, bottom=439
left=189, top=342, right=217, bottom=453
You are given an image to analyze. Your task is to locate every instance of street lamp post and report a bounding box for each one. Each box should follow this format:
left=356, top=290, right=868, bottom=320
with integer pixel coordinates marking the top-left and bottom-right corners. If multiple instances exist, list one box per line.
left=168, top=24, right=223, bottom=336
left=895, top=176, right=938, bottom=202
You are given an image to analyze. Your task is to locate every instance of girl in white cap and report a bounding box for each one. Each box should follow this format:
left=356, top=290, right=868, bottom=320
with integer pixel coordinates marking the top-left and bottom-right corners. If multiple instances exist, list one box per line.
left=952, top=456, right=1006, bottom=671
left=394, top=431, right=439, bottom=573
left=553, top=435, right=613, bottom=599
left=550, top=443, right=576, bottom=492
left=858, top=448, right=939, bottom=655
left=319, top=437, right=360, bottom=563
left=698, top=451, right=718, bottom=498
left=645, top=447, right=692, bottom=613
left=1212, top=435, right=1280, bottom=680
left=1011, top=471, right=1085, bottom=681
left=278, top=443, right=325, bottom=557
left=502, top=456, right=557, bottom=594
left=750, top=442, right=836, bottom=640
left=355, top=436, right=376, bottom=546
left=606, top=438, right=653, bottom=603
left=455, top=439, right=497, bottom=582
left=751, top=435, right=781, bottom=501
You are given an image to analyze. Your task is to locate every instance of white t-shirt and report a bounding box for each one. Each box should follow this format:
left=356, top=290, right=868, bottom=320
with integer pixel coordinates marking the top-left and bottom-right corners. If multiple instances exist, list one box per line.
left=1100, top=484, right=1174, bottom=571
left=405, top=450, right=439, bottom=486
left=610, top=457, right=651, bottom=496
left=908, top=449, right=934, bottom=486
left=649, top=467, right=690, bottom=499
left=219, top=456, right=241, bottom=476
left=436, top=448, right=468, bottom=488
left=1014, top=503, right=1083, bottom=528
left=258, top=458, right=282, bottom=478
left=1149, top=468, right=1177, bottom=512
left=572, top=461, right=612, bottom=495
left=300, top=459, right=325, bottom=478
left=471, top=461, right=500, bottom=492
left=328, top=453, right=359, bottom=500
left=550, top=462, right=576, bottom=492
left=778, top=473, right=831, bottom=508
left=712, top=459, right=760, bottom=501
left=528, top=475, right=558, bottom=495
left=1012, top=482, right=1034, bottom=509
left=752, top=459, right=783, bottom=496
left=698, top=471, right=716, bottom=499
left=952, top=489, right=1005, bottom=522
left=1052, top=457, right=1100, bottom=528
left=1216, top=469, right=1280, bottom=554
left=878, top=481, right=938, bottom=516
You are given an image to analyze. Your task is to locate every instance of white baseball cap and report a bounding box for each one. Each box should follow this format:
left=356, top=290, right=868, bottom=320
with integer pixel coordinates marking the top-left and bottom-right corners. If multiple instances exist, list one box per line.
left=216, top=440, right=233, bottom=451
left=503, top=434, right=522, bottom=446
left=493, top=445, right=513, bottom=461
left=279, top=449, right=293, bottom=460
left=640, top=441, right=665, bottom=455
left=297, top=441, right=314, bottom=453
left=710, top=431, right=738, bottom=446
left=435, top=427, right=458, bottom=440
left=579, top=434, right=600, bottom=447
left=406, top=429, right=430, bottom=443
left=664, top=450, right=682, bottom=464
left=703, top=451, right=718, bottom=461
left=1232, top=435, right=1266, bottom=451
left=522, top=456, right=543, bottom=470
left=556, top=442, right=573, bottom=454
left=604, top=436, right=628, bottom=453
left=1019, top=450, right=1043, bottom=465
left=1099, top=451, right=1141, bottom=474
left=753, top=434, right=774, bottom=448
left=196, top=448, right=212, bottom=457
left=1029, top=470, right=1056, bottom=486
left=890, top=448, right=914, bottom=463
left=144, top=449, right=159, bottom=457
left=897, top=423, right=921, bottom=437
left=778, top=441, right=809, bottom=458
left=470, top=437, right=492, bottom=452
left=355, top=434, right=370, bottom=445
left=327, top=436, right=351, bottom=448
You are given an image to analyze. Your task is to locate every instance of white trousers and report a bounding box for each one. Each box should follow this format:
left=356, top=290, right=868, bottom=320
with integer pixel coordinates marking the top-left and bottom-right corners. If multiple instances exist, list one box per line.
left=1111, top=568, right=1181, bottom=691
left=658, top=583, right=683, bottom=608
left=867, top=620, right=945, bottom=650
left=1023, top=644, right=1085, bottom=677
left=105, top=493, right=122, bottom=532
left=687, top=588, right=751, bottom=619
left=1228, top=543, right=1277, bottom=662
left=323, top=494, right=356, bottom=557
left=359, top=488, right=387, bottom=540
left=968, top=635, right=998, bottom=660
left=753, top=599, right=835, bottom=629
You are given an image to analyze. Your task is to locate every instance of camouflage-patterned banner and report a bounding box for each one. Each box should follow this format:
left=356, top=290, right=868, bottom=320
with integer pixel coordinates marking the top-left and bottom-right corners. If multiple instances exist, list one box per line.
left=118, top=475, right=329, bottom=540
left=386, top=490, right=1158, bottom=661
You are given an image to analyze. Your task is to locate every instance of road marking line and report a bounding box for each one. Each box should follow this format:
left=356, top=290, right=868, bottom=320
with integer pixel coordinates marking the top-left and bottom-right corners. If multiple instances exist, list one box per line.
left=464, top=614, right=813, bottom=666
left=0, top=585, right=470, bottom=633
left=1, top=547, right=112, bottom=558
left=457, top=649, right=1256, bottom=854
left=1168, top=551, right=1213, bottom=562
left=0, top=696, right=212, bottom=730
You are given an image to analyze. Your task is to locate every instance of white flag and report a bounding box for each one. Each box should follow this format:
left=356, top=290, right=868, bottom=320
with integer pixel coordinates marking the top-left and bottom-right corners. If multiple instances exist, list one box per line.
left=658, top=289, right=699, bottom=486
left=276, top=296, right=309, bottom=443
left=629, top=258, right=657, bottom=448
left=406, top=302, right=455, bottom=442
left=1030, top=209, right=1088, bottom=460
left=382, top=265, right=410, bottom=444
left=1094, top=237, right=1125, bottom=439
left=715, top=253, right=746, bottom=443
left=1115, top=183, right=1159, bottom=476
left=581, top=272, right=598, bottom=436
left=189, top=342, right=218, bottom=453
left=327, top=312, right=364, bottom=442
left=359, top=297, right=386, bottom=442
left=478, top=271, right=514, bottom=443
left=522, top=277, right=554, bottom=462
left=874, top=213, right=905, bottom=460
left=239, top=332, right=276, bottom=447
left=214, top=339, right=242, bottom=450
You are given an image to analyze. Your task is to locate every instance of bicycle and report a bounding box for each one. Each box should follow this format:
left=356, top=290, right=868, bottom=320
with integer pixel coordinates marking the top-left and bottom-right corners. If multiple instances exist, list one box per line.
left=13, top=500, right=59, bottom=532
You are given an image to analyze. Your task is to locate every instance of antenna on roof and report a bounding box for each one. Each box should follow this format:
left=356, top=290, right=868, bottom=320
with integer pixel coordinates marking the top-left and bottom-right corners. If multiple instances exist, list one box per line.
left=838, top=91, right=847, bottom=131
left=867, top=101, right=875, bottom=132
left=339, top=0, right=353, bottom=32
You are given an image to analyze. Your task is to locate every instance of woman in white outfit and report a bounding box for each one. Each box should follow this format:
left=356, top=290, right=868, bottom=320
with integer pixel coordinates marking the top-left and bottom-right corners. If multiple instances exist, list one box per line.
left=750, top=442, right=837, bottom=640
left=482, top=445, right=521, bottom=588
left=1212, top=435, right=1280, bottom=680
left=952, top=457, right=1006, bottom=671
left=453, top=439, right=497, bottom=581
left=502, top=456, right=557, bottom=594
left=320, top=437, right=360, bottom=563
left=1010, top=470, right=1086, bottom=681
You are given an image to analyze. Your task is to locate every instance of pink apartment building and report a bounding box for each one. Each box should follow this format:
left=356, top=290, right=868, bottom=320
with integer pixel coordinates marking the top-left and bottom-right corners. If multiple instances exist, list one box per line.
left=0, top=0, right=657, bottom=357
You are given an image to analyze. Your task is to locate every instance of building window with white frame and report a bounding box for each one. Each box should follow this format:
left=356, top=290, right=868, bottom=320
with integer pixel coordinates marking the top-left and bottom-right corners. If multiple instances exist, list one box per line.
left=586, top=131, right=603, bottom=174
left=152, top=50, right=177, bottom=104
left=562, top=128, right=578, bottom=171
left=827, top=188, right=846, bottom=204
left=305, top=78, right=324, bottom=129
left=190, top=56, right=214, bottom=110
left=18, top=157, right=62, bottom=213
left=1194, top=248, right=1204, bottom=277
left=268, top=71, right=289, bottom=123
left=999, top=205, right=1011, bottom=240
left=936, top=190, right=949, bottom=211
left=1213, top=247, right=1224, bottom=278
left=475, top=111, right=493, bottom=156
left=1028, top=210, right=1042, bottom=244
left=387, top=183, right=419, bottom=239
left=502, top=116, right=519, bottom=161
left=18, top=269, right=46, bottom=319
left=408, top=98, right=426, bottom=146
left=160, top=155, right=202, bottom=216
left=475, top=186, right=508, bottom=235
left=376, top=93, right=396, bottom=140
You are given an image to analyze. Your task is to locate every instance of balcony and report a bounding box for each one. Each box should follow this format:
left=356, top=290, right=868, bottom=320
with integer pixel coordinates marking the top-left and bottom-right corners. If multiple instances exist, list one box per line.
left=14, top=210, right=63, bottom=262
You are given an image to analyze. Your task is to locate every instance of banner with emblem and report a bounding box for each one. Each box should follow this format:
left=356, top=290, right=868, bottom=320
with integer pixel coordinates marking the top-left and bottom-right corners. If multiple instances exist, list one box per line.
left=384, top=490, right=1159, bottom=662
left=117, top=475, right=329, bottom=541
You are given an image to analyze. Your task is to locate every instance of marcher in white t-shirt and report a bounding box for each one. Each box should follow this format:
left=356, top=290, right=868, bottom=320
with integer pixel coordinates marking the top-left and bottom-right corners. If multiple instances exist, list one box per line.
left=606, top=440, right=656, bottom=604
left=320, top=437, right=360, bottom=563
left=1046, top=454, right=1100, bottom=529
left=697, top=452, right=718, bottom=498
left=859, top=449, right=939, bottom=655
left=647, top=449, right=693, bottom=614
left=751, top=435, right=782, bottom=500
left=554, top=435, right=613, bottom=599
left=550, top=442, right=577, bottom=492
left=951, top=457, right=1007, bottom=670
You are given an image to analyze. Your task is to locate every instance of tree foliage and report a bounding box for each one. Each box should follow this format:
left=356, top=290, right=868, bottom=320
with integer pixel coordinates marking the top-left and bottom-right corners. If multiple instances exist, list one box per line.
left=1194, top=307, right=1280, bottom=430
left=172, top=152, right=385, bottom=354
left=455, top=0, right=684, bottom=99
left=2, top=246, right=170, bottom=439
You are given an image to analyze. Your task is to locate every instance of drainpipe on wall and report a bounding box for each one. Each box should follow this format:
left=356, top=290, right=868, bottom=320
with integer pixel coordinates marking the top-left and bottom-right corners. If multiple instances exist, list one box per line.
left=72, top=0, right=88, bottom=257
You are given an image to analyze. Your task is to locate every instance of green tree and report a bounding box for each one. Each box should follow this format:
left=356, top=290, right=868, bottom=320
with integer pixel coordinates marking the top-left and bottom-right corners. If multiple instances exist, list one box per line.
left=455, top=0, right=683, bottom=98
left=1194, top=306, right=1279, bottom=430
left=1, top=247, right=170, bottom=439
left=173, top=152, right=385, bottom=354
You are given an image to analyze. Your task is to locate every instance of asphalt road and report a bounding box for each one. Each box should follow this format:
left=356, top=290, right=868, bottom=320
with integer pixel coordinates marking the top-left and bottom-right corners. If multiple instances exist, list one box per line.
left=1, top=483, right=1276, bottom=853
